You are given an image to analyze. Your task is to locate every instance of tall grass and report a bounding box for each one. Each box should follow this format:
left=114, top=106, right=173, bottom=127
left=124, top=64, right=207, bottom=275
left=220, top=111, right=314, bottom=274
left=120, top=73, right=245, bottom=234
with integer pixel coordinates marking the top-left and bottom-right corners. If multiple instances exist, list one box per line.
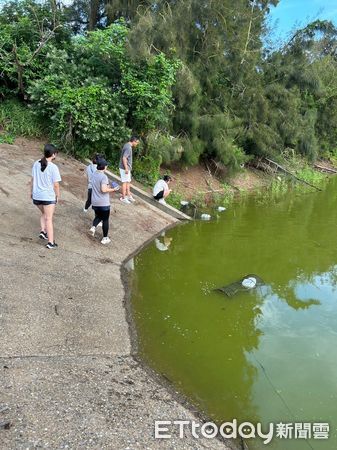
left=295, top=167, right=326, bottom=186
left=0, top=99, right=46, bottom=139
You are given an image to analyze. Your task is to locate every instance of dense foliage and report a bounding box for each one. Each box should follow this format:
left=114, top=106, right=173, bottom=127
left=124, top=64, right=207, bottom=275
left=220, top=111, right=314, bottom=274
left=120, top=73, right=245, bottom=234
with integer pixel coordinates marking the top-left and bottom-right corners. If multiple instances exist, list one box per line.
left=1, top=0, right=337, bottom=170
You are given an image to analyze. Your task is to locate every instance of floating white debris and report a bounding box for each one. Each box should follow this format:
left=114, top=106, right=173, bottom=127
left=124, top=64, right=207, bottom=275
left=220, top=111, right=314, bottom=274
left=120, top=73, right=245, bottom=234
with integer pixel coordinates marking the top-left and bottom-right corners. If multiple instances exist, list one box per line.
left=242, top=277, right=257, bottom=289
left=201, top=213, right=211, bottom=220
left=180, top=200, right=189, bottom=206
left=217, top=206, right=226, bottom=212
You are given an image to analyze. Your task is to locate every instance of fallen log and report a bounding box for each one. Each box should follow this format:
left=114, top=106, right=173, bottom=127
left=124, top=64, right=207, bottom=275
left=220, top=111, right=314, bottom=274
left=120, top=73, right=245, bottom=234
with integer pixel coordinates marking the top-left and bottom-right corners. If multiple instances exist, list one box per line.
left=314, top=164, right=337, bottom=174
left=264, top=158, right=322, bottom=192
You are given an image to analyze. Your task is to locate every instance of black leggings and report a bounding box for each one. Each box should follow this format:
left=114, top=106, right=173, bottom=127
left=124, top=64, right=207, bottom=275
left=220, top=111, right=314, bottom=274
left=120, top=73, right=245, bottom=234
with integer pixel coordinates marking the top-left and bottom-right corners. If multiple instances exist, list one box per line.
left=84, top=188, right=92, bottom=210
left=93, top=206, right=110, bottom=237
left=153, top=190, right=164, bottom=200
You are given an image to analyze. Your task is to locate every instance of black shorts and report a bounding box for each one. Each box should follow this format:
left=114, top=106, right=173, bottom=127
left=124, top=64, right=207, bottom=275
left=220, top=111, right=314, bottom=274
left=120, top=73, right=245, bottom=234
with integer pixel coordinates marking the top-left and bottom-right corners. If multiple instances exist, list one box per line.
left=153, top=190, right=164, bottom=200
left=33, top=199, right=56, bottom=205
left=93, top=205, right=110, bottom=212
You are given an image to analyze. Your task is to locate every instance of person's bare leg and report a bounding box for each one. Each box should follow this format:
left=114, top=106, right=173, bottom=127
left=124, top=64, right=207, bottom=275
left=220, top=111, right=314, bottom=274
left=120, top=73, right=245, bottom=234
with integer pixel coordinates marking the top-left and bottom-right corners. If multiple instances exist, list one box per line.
left=36, top=205, right=46, bottom=232
left=122, top=182, right=127, bottom=198
left=126, top=182, right=131, bottom=197
left=43, top=204, right=55, bottom=243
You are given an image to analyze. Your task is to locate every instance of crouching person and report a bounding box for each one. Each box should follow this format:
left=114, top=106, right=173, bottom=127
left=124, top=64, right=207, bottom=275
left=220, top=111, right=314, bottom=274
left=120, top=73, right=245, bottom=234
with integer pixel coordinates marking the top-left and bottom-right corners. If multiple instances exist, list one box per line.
left=153, top=175, right=172, bottom=205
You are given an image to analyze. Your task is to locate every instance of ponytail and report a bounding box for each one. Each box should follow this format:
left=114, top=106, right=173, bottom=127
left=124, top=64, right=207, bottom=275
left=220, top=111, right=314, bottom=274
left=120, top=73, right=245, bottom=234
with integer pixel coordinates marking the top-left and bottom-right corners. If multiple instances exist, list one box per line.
left=40, top=157, right=48, bottom=172
left=40, top=143, right=57, bottom=172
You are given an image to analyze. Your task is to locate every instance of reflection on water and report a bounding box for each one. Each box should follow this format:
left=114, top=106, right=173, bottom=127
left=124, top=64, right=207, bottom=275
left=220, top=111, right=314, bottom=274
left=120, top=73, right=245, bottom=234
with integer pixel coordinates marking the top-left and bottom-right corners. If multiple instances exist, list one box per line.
left=155, top=231, right=173, bottom=252
left=130, top=177, right=337, bottom=450
left=249, top=268, right=337, bottom=450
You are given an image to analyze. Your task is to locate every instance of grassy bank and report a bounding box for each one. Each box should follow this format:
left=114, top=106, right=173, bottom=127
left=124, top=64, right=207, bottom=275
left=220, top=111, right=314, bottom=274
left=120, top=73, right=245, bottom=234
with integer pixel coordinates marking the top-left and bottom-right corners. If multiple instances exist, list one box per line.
left=0, top=99, right=46, bottom=143
left=165, top=157, right=333, bottom=212
left=0, top=100, right=335, bottom=214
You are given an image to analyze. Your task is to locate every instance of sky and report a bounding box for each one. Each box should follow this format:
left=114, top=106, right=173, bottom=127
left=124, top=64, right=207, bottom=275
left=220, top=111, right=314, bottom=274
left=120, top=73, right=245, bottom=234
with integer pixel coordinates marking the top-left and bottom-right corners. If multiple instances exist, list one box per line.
left=268, top=0, right=337, bottom=41
left=1, top=0, right=336, bottom=42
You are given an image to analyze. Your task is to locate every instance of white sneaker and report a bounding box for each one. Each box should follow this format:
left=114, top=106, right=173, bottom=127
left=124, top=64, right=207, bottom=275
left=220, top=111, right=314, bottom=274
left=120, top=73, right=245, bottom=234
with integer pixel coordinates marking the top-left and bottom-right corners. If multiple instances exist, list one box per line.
left=158, top=198, right=167, bottom=205
left=127, top=195, right=136, bottom=203
left=97, top=222, right=102, bottom=227
left=120, top=197, right=131, bottom=204
left=101, top=237, right=111, bottom=245
left=89, top=226, right=96, bottom=236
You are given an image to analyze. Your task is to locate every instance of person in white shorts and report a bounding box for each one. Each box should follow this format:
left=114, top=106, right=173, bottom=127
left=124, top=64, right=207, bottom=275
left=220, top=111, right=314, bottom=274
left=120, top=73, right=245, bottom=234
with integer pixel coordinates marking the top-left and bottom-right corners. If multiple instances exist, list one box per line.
left=119, top=135, right=140, bottom=204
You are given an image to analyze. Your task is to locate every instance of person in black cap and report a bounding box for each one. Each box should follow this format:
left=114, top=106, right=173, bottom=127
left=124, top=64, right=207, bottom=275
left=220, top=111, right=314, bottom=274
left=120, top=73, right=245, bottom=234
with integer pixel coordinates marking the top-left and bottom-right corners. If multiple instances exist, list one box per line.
left=89, top=158, right=119, bottom=245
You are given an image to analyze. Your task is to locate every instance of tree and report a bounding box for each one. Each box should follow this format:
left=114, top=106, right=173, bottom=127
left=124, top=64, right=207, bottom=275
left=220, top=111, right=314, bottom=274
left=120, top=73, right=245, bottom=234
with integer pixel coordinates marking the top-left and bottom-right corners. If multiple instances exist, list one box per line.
left=0, top=0, right=70, bottom=96
left=126, top=0, right=278, bottom=166
left=2, top=0, right=337, bottom=170
left=28, top=22, right=179, bottom=155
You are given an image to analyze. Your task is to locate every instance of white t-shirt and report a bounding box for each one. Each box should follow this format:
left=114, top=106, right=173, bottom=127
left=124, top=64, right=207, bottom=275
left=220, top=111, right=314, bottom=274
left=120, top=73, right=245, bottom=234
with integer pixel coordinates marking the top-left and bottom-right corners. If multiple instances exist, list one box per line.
left=86, top=163, right=97, bottom=188
left=155, top=238, right=169, bottom=252
left=153, top=179, right=168, bottom=197
left=32, top=160, right=61, bottom=201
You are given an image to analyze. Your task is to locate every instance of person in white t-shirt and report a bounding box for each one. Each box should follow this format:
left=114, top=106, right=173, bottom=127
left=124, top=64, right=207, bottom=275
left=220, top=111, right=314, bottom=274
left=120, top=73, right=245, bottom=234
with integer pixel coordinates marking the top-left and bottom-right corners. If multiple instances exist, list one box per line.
left=31, top=144, right=61, bottom=249
left=153, top=175, right=172, bottom=205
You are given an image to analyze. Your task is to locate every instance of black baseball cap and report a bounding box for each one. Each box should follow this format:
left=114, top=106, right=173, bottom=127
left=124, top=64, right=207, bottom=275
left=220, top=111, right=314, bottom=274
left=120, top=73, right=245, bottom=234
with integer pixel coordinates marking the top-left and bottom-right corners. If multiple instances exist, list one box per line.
left=96, top=157, right=109, bottom=168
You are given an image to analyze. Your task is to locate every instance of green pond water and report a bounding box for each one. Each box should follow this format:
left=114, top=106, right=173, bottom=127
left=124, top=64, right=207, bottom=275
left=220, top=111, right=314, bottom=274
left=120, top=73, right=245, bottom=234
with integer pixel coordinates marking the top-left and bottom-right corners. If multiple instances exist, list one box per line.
left=129, top=177, right=337, bottom=450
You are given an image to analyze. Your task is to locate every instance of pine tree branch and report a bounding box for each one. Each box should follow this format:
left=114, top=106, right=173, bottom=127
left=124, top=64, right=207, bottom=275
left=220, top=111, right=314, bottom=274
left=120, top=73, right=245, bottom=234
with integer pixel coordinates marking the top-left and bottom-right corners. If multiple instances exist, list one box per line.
left=241, top=1, right=255, bottom=65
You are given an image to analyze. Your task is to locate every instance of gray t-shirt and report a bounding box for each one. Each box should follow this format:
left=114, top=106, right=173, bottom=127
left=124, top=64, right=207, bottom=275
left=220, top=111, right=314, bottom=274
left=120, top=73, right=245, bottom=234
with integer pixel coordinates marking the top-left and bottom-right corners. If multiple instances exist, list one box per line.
left=91, top=171, right=110, bottom=207
left=119, top=143, right=132, bottom=170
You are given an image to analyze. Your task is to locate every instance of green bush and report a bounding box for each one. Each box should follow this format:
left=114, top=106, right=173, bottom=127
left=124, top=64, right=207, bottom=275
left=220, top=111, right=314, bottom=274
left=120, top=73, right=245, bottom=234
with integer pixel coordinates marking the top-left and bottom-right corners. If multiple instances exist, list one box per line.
left=181, top=137, right=204, bottom=166
left=321, top=147, right=337, bottom=167
left=0, top=99, right=45, bottom=137
left=295, top=167, right=325, bottom=185
left=219, top=183, right=235, bottom=206
left=0, top=133, right=15, bottom=144
left=146, top=131, right=183, bottom=165
left=26, top=23, right=179, bottom=160
left=199, top=114, right=248, bottom=171
left=132, top=155, right=161, bottom=186
left=30, top=79, right=130, bottom=157
left=166, top=191, right=183, bottom=209
left=330, top=152, right=337, bottom=167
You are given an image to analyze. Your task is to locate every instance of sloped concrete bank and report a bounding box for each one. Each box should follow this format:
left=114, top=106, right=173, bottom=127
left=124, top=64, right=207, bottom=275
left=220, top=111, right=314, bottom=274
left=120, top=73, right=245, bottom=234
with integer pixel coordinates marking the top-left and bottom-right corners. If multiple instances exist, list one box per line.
left=0, top=139, right=231, bottom=450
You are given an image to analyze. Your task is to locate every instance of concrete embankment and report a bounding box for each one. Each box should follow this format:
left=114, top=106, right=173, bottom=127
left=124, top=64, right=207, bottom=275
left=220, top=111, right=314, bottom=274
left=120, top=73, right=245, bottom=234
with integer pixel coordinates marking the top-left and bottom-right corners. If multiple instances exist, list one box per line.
left=0, top=139, right=230, bottom=449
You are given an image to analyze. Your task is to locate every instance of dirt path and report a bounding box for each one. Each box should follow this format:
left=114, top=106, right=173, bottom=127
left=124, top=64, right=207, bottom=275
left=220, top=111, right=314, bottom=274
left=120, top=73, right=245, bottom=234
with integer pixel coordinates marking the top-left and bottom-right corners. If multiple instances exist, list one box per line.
left=0, top=139, right=230, bottom=449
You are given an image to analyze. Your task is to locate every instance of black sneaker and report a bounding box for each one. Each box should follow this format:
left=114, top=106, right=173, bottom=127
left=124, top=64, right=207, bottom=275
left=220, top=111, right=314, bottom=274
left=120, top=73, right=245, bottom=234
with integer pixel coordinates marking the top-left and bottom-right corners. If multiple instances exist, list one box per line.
left=39, top=231, right=48, bottom=240
left=46, top=242, right=58, bottom=249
